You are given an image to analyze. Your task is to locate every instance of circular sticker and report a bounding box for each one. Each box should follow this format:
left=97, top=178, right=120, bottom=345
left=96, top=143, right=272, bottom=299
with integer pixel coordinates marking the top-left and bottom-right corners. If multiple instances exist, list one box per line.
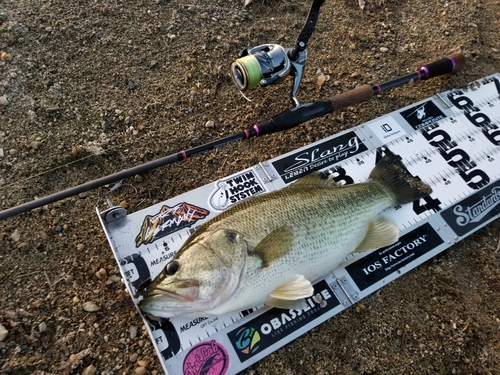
left=183, top=340, right=229, bottom=375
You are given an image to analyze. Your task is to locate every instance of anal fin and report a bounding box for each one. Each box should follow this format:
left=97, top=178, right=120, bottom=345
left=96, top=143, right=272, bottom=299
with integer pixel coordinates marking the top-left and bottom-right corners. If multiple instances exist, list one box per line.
left=354, top=216, right=399, bottom=253
left=268, top=274, right=314, bottom=305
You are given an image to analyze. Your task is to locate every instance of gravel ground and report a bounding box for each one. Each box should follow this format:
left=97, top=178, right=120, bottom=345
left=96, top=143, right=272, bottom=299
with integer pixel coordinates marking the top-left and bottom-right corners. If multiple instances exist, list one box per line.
left=1, top=0, right=499, bottom=374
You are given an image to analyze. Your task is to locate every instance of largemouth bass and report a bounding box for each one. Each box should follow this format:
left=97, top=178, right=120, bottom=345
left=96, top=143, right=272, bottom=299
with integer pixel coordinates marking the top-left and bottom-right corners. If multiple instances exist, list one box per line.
left=139, top=154, right=432, bottom=318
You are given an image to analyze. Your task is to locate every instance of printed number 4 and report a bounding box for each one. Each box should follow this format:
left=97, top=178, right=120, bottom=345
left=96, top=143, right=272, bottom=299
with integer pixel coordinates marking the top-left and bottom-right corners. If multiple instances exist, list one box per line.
left=413, top=195, right=442, bottom=214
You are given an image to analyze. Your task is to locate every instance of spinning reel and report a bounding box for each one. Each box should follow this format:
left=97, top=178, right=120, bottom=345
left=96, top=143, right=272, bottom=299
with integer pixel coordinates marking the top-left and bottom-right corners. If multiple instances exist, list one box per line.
left=230, top=0, right=325, bottom=108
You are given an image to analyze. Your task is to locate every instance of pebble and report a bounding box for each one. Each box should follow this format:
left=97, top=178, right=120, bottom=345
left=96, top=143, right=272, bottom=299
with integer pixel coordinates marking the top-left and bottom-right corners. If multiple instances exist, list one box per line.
left=205, top=120, right=215, bottom=128
left=29, top=140, right=42, bottom=150
left=135, top=367, right=147, bottom=375
left=55, top=225, right=63, bottom=232
left=129, top=352, right=138, bottom=363
left=380, top=47, right=389, bottom=53
left=107, top=274, right=121, bottom=284
left=11, top=229, right=21, bottom=242
left=137, top=360, right=148, bottom=368
left=0, top=95, right=8, bottom=106
left=191, top=137, right=201, bottom=146
left=46, top=107, right=59, bottom=113
left=0, top=323, right=8, bottom=341
left=64, top=274, right=73, bottom=283
left=0, top=51, right=13, bottom=61
left=77, top=243, right=85, bottom=251
left=128, top=80, right=136, bottom=90
left=130, top=325, right=138, bottom=339
left=0, top=148, right=3, bottom=157
left=82, top=364, right=96, bottom=375
left=39, top=322, right=47, bottom=332
left=95, top=268, right=107, bottom=280
left=83, top=301, right=100, bottom=312
left=102, top=120, right=110, bottom=131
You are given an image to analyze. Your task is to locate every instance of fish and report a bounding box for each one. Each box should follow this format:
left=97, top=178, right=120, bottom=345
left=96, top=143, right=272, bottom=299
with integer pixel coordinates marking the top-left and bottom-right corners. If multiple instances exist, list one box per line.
left=138, top=153, right=432, bottom=318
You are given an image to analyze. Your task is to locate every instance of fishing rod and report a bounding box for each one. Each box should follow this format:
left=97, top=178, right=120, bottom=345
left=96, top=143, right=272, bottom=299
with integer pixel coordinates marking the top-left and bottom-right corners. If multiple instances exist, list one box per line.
left=0, top=52, right=466, bottom=221
left=0, top=0, right=465, bottom=221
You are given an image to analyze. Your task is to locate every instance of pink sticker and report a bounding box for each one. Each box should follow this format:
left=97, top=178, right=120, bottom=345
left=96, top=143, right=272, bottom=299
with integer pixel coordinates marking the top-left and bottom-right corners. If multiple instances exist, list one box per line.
left=183, top=340, right=229, bottom=375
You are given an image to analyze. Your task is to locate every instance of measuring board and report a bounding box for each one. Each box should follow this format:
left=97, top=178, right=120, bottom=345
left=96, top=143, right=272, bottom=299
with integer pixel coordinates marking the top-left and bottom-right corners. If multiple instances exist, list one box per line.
left=97, top=73, right=500, bottom=375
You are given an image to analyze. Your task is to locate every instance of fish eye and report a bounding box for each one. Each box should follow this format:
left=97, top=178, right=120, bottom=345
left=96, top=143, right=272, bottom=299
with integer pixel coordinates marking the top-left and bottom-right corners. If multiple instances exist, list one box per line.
left=165, top=261, right=180, bottom=275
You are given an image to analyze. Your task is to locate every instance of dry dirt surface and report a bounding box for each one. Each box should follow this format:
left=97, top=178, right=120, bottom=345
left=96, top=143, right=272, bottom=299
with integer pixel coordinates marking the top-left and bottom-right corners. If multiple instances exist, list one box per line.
left=1, top=0, right=500, bottom=374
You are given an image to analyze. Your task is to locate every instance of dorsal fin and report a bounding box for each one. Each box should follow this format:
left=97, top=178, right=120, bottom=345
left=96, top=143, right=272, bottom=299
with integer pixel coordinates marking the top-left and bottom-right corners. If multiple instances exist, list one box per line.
left=288, top=172, right=343, bottom=187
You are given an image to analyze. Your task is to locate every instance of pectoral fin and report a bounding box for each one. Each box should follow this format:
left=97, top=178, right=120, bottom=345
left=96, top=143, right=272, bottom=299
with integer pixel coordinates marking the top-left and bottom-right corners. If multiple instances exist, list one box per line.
left=268, top=274, right=314, bottom=303
left=251, top=226, right=293, bottom=268
left=354, top=216, right=399, bottom=253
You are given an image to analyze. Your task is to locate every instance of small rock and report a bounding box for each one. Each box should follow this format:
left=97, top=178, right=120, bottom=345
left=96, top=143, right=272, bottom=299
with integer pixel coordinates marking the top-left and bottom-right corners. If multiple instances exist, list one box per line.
left=95, top=268, right=107, bottom=280
left=39, top=322, right=47, bottom=333
left=101, top=120, right=110, bottom=131
left=29, top=140, right=42, bottom=150
left=119, top=200, right=129, bottom=209
left=77, top=243, right=85, bottom=251
left=128, top=80, right=136, bottom=90
left=11, top=229, right=21, bottom=242
left=82, top=364, right=96, bottom=375
left=0, top=95, right=8, bottom=106
left=191, top=137, right=201, bottom=146
left=130, top=325, right=138, bottom=340
left=205, top=120, right=215, bottom=128
left=78, top=192, right=89, bottom=198
left=83, top=301, right=100, bottom=312
left=0, top=51, right=13, bottom=61
left=129, top=352, right=139, bottom=363
left=137, top=360, right=149, bottom=368
left=73, top=295, right=81, bottom=304
left=55, top=225, right=63, bottom=232
left=46, top=107, right=59, bottom=113
left=135, top=366, right=147, bottom=375
left=0, top=148, right=3, bottom=157
left=106, top=275, right=121, bottom=284
left=380, top=47, right=389, bottom=53
left=0, top=323, right=8, bottom=341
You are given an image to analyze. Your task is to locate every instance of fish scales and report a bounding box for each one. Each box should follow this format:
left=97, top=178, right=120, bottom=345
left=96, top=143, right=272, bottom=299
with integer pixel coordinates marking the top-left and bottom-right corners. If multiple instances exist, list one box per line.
left=200, top=183, right=393, bottom=315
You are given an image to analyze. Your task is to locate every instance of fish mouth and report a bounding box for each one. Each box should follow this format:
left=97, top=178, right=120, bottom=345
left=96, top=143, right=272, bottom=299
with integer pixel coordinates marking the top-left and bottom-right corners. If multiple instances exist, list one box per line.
left=139, top=279, right=200, bottom=306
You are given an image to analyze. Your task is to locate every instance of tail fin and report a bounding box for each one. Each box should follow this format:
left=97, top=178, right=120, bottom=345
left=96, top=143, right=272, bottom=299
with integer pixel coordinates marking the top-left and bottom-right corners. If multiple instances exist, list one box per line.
left=369, top=154, right=432, bottom=205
